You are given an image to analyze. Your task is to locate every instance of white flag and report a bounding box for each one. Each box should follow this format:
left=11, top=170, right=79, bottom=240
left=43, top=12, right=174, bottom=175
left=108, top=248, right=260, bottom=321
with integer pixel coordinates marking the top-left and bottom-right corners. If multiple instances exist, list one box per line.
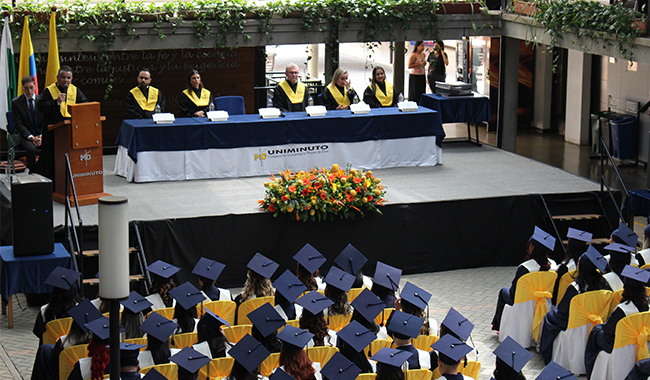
left=0, top=17, right=16, bottom=132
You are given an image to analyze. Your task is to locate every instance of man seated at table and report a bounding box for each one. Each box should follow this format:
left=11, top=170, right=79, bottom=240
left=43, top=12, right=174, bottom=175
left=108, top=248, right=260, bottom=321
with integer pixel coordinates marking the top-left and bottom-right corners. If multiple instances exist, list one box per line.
left=273, top=63, right=310, bottom=112
left=125, top=69, right=165, bottom=119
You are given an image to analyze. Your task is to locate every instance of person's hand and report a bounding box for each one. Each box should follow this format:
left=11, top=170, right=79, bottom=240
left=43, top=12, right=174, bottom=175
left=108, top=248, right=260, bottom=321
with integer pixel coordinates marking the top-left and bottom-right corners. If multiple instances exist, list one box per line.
left=394, top=297, right=402, bottom=311
left=195, top=110, right=206, bottom=117
left=30, top=135, right=42, bottom=147
left=336, top=104, right=349, bottom=110
left=345, top=79, right=351, bottom=90
left=57, top=93, right=66, bottom=104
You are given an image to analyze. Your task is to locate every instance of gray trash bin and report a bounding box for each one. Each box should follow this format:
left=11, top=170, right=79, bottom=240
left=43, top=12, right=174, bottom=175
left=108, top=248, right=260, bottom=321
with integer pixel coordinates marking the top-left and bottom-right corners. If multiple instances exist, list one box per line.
left=591, top=111, right=617, bottom=154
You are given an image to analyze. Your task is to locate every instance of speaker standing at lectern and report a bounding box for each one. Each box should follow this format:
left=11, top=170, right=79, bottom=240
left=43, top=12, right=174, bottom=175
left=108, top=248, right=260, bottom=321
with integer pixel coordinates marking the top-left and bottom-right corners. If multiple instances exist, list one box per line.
left=37, top=65, right=89, bottom=181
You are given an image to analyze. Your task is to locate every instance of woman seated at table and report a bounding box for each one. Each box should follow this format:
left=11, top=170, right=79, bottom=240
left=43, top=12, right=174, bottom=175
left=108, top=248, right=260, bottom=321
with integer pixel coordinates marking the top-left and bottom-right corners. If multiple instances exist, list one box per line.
left=179, top=70, right=212, bottom=117
left=363, top=66, right=399, bottom=108
left=322, top=68, right=357, bottom=110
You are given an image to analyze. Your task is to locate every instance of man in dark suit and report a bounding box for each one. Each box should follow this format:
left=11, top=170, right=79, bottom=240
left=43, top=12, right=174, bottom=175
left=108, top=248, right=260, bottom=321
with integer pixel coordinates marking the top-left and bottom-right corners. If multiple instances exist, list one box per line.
left=12, top=75, right=44, bottom=173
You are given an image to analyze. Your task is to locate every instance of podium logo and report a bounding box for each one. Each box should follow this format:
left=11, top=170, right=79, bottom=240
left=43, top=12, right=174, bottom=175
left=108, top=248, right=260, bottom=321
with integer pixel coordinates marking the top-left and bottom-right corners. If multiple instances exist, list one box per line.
left=80, top=150, right=92, bottom=166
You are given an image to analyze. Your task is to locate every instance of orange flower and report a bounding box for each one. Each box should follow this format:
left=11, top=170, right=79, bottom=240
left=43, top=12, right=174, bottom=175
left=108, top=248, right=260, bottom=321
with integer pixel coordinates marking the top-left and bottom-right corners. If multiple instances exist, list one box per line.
left=281, top=195, right=289, bottom=202
left=346, top=194, right=355, bottom=202
left=368, top=195, right=374, bottom=201
left=269, top=204, right=276, bottom=212
left=353, top=177, right=362, bottom=184
left=302, top=188, right=310, bottom=196
left=319, top=192, right=327, bottom=200
left=328, top=174, right=336, bottom=182
left=314, top=182, right=322, bottom=189
left=288, top=185, right=297, bottom=193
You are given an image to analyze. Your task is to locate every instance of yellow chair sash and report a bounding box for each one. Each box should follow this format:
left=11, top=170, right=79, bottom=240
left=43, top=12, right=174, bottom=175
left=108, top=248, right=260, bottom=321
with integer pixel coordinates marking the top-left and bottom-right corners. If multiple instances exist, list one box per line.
left=374, top=81, right=394, bottom=107
left=237, top=296, right=274, bottom=325
left=183, top=88, right=211, bottom=107
left=412, top=335, right=438, bottom=352
left=198, top=357, right=234, bottom=380
left=404, top=369, right=432, bottom=380
left=364, top=339, right=392, bottom=358
left=326, top=83, right=350, bottom=107
left=44, top=317, right=73, bottom=345
left=460, top=360, right=481, bottom=380
left=198, top=300, right=236, bottom=326
left=140, top=363, right=178, bottom=380
left=556, top=269, right=577, bottom=305
left=47, top=83, right=77, bottom=118
left=328, top=314, right=352, bottom=332
left=513, top=271, right=557, bottom=340
left=566, top=290, right=613, bottom=337
left=347, top=288, right=365, bottom=303
left=59, top=344, right=89, bottom=380
left=279, top=80, right=306, bottom=104
left=170, top=332, right=198, bottom=349
left=130, top=86, right=159, bottom=112
left=356, top=374, right=377, bottom=380
left=307, top=346, right=339, bottom=365
left=260, top=353, right=281, bottom=377
left=374, top=308, right=394, bottom=327
left=223, top=324, right=252, bottom=344
left=614, top=311, right=650, bottom=362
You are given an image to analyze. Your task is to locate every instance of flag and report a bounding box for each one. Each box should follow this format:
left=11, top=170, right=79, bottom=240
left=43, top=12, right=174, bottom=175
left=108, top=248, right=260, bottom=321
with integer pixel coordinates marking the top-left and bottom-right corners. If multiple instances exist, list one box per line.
left=0, top=16, right=15, bottom=132
left=44, top=11, right=59, bottom=88
left=17, top=16, right=37, bottom=97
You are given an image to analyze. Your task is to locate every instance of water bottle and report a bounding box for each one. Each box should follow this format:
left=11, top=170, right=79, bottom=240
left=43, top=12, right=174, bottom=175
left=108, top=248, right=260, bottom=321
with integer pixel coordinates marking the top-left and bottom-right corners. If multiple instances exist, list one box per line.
left=308, top=96, right=314, bottom=107
left=154, top=104, right=161, bottom=114
left=267, top=97, right=273, bottom=108
left=208, top=101, right=215, bottom=112
left=353, top=94, right=360, bottom=104
left=398, top=92, right=404, bottom=103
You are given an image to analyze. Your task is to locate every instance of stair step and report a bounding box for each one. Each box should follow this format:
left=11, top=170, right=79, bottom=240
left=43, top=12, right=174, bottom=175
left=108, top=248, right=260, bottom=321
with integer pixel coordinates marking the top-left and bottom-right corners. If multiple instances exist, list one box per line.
left=76, top=247, right=138, bottom=257
left=562, top=238, right=610, bottom=245
left=552, top=214, right=603, bottom=221
left=83, top=274, right=145, bottom=285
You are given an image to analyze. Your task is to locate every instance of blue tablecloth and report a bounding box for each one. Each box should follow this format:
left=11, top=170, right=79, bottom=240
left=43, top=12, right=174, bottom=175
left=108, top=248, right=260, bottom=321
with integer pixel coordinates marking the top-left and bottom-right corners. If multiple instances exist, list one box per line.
left=0, top=243, right=73, bottom=301
left=419, top=93, right=492, bottom=124
left=116, top=107, right=445, bottom=163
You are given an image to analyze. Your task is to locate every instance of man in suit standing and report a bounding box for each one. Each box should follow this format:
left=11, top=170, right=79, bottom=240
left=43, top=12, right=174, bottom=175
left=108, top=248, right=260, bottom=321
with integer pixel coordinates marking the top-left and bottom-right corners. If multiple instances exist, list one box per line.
left=12, top=75, right=44, bottom=173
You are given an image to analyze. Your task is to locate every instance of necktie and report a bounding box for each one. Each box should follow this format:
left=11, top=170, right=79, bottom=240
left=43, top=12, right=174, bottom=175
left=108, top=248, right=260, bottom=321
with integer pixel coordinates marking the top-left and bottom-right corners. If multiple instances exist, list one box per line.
left=28, top=98, right=36, bottom=134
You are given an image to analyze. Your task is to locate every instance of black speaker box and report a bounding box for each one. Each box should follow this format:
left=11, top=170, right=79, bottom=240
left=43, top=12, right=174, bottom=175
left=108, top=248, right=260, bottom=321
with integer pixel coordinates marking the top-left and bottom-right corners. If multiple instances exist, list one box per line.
left=11, top=174, right=54, bottom=256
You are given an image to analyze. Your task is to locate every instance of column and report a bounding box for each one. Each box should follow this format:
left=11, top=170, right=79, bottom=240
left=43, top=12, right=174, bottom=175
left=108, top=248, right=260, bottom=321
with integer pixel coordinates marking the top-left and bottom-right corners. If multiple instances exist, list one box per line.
left=564, top=50, right=592, bottom=145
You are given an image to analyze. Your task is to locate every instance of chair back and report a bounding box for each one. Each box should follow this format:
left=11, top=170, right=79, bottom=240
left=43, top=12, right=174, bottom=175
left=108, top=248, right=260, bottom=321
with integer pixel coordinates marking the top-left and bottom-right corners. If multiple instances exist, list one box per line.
left=286, top=319, right=300, bottom=327
left=198, top=357, right=235, bottom=380
left=223, top=324, right=252, bottom=344
left=460, top=360, right=481, bottom=380
left=327, top=314, right=352, bottom=332
left=514, top=271, right=557, bottom=339
left=237, top=296, right=274, bottom=325
left=260, top=353, right=281, bottom=377
left=44, top=317, right=73, bottom=345
left=123, top=337, right=148, bottom=348
left=170, top=331, right=198, bottom=349
left=6, top=111, right=14, bottom=134
left=356, top=374, right=377, bottom=380
left=412, top=335, right=438, bottom=352
left=198, top=300, right=237, bottom=326
left=556, top=270, right=577, bottom=305
left=613, top=311, right=650, bottom=362
left=404, top=369, right=432, bottom=380
left=317, top=93, right=325, bottom=106
left=347, top=288, right=365, bottom=303
left=149, top=307, right=175, bottom=320
left=374, top=308, right=394, bottom=327
left=140, top=363, right=179, bottom=380
left=214, top=96, right=245, bottom=115
left=306, top=346, right=339, bottom=366
left=364, top=339, right=392, bottom=358
left=59, top=344, right=88, bottom=380
left=566, top=290, right=613, bottom=335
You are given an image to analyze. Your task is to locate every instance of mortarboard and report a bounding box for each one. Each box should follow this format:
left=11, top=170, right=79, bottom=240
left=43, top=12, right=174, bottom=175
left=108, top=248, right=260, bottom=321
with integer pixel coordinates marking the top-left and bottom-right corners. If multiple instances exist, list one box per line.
left=121, top=290, right=153, bottom=314
left=169, top=282, right=205, bottom=310
left=141, top=369, right=167, bottom=380
left=247, top=253, right=279, bottom=279
left=399, top=282, right=431, bottom=310
left=370, top=347, right=413, bottom=368
left=321, top=352, right=361, bottom=380
left=493, top=336, right=533, bottom=373
left=270, top=368, right=295, bottom=380
left=201, top=308, right=230, bottom=328
left=228, top=334, right=271, bottom=373
left=273, top=270, right=308, bottom=303
left=531, top=226, right=556, bottom=252
left=293, top=243, right=327, bottom=274
left=336, top=320, right=376, bottom=352
left=350, top=289, right=385, bottom=323
left=44, top=266, right=80, bottom=290
left=140, top=312, right=178, bottom=342
left=192, top=257, right=226, bottom=282
left=117, top=342, right=146, bottom=361
left=431, top=335, right=473, bottom=365
left=334, top=244, right=368, bottom=275
left=581, top=245, right=608, bottom=273
left=324, top=266, right=356, bottom=293
left=169, top=346, right=211, bottom=374
left=567, top=228, right=592, bottom=245
left=248, top=302, right=286, bottom=337
left=277, top=325, right=314, bottom=349
left=441, top=307, right=474, bottom=342
left=85, top=316, right=123, bottom=341
left=295, top=291, right=334, bottom=315
left=67, top=299, right=103, bottom=332
left=373, top=262, right=402, bottom=292
left=535, top=361, right=578, bottom=380
left=604, top=242, right=636, bottom=255
left=386, top=310, right=424, bottom=339
left=622, top=265, right=650, bottom=287
left=612, top=222, right=638, bottom=247
left=146, top=260, right=180, bottom=279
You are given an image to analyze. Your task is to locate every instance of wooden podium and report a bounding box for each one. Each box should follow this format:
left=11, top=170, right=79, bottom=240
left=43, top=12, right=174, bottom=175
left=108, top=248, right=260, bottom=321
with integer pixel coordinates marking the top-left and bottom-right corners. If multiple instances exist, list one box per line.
left=48, top=102, right=110, bottom=206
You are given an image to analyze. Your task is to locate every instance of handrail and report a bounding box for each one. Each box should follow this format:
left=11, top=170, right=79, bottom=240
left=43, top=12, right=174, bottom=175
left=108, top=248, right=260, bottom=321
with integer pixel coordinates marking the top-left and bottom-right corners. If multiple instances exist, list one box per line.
left=599, top=136, right=630, bottom=225
left=538, top=194, right=565, bottom=254
left=63, top=153, right=84, bottom=287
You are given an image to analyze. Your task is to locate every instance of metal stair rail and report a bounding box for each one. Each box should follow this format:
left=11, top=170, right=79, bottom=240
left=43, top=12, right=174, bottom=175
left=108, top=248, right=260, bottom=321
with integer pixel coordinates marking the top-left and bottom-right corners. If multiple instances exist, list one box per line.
left=63, top=153, right=83, bottom=287
left=599, top=136, right=629, bottom=225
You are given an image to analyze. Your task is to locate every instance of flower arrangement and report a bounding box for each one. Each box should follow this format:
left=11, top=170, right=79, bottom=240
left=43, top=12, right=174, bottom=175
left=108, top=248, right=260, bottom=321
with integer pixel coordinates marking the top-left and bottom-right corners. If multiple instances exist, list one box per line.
left=259, top=164, right=387, bottom=222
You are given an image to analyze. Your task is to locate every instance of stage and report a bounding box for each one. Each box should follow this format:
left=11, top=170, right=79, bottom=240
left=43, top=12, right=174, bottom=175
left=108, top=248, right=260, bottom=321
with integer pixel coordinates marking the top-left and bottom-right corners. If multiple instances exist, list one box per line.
left=2, top=143, right=611, bottom=288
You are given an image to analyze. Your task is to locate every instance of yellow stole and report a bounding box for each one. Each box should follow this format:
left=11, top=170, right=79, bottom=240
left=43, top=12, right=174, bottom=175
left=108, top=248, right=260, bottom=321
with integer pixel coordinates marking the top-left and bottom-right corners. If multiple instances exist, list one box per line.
left=183, top=88, right=211, bottom=107
left=375, top=81, right=394, bottom=107
left=130, top=86, right=159, bottom=112
left=47, top=83, right=78, bottom=118
left=326, top=83, right=351, bottom=108
left=279, top=80, right=306, bottom=104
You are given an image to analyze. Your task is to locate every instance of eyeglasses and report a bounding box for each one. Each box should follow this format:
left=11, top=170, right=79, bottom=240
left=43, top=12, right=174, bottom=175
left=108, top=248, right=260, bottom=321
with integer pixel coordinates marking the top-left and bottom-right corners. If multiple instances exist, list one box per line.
left=287, top=71, right=300, bottom=75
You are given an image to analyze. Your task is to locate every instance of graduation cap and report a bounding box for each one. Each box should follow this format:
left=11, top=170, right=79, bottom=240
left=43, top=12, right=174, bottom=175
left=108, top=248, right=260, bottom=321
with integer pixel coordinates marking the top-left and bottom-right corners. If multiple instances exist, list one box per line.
left=373, top=262, right=402, bottom=292
left=567, top=228, right=592, bottom=246
left=531, top=226, right=556, bottom=252
left=493, top=336, right=533, bottom=373
left=85, top=316, right=123, bottom=341
left=386, top=310, right=424, bottom=339
left=293, top=243, right=327, bottom=274
left=67, top=299, right=103, bottom=332
left=441, top=307, right=474, bottom=342
left=622, top=265, right=650, bottom=287
left=581, top=245, right=608, bottom=273
left=44, top=266, right=80, bottom=290
left=324, top=266, right=356, bottom=293
left=336, top=320, right=377, bottom=352
left=170, top=346, right=211, bottom=374
left=321, top=352, right=362, bottom=380
left=535, top=361, right=578, bottom=380
left=399, top=282, right=431, bottom=310
left=350, top=288, right=385, bottom=323
left=169, top=282, right=205, bottom=310
left=270, top=368, right=295, bottom=380
left=334, top=244, right=368, bottom=275
left=604, top=242, right=636, bottom=255
left=273, top=270, right=308, bottom=303
left=369, top=347, right=413, bottom=368
left=612, top=222, right=638, bottom=247
left=121, top=290, right=153, bottom=314
left=431, top=335, right=473, bottom=365
left=248, top=302, right=286, bottom=337
left=140, top=312, right=178, bottom=342
left=141, top=369, right=167, bottom=380
left=277, top=325, right=314, bottom=349
left=117, top=342, right=146, bottom=361
left=295, top=291, right=334, bottom=315
left=229, top=334, right=271, bottom=373
left=201, top=308, right=230, bottom=328
left=146, top=260, right=180, bottom=279
left=192, top=257, right=226, bottom=282
left=247, top=253, right=279, bottom=279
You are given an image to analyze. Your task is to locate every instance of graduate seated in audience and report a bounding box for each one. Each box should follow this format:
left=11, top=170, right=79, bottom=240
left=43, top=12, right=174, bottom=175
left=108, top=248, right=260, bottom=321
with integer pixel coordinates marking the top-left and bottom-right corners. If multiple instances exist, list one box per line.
left=363, top=66, right=399, bottom=108
left=277, top=325, right=319, bottom=380
left=170, top=346, right=211, bottom=380
left=430, top=335, right=474, bottom=380
left=539, top=246, right=610, bottom=363
left=635, top=224, right=650, bottom=266
left=350, top=288, right=389, bottom=340
left=140, top=312, right=178, bottom=365
left=33, top=266, right=82, bottom=345
left=334, top=244, right=373, bottom=289
left=321, top=352, right=362, bottom=380
left=170, top=282, right=205, bottom=334
left=227, top=334, right=271, bottom=380
left=116, top=342, right=146, bottom=380
left=297, top=291, right=335, bottom=347
left=602, top=242, right=636, bottom=291
left=179, top=70, right=212, bottom=117
left=492, top=226, right=557, bottom=331
left=322, top=68, right=358, bottom=111
left=294, top=243, right=327, bottom=292
left=371, top=347, right=411, bottom=380
left=67, top=316, right=118, bottom=380
left=273, top=270, right=308, bottom=321
left=396, top=282, right=433, bottom=335
left=324, top=266, right=355, bottom=317
left=606, top=223, right=639, bottom=276
left=146, top=260, right=180, bottom=309
left=248, top=302, right=284, bottom=353
left=432, top=307, right=476, bottom=373
left=234, top=253, right=278, bottom=307
left=386, top=310, right=429, bottom=369
left=372, top=262, right=402, bottom=308
left=121, top=291, right=152, bottom=339
left=336, top=320, right=376, bottom=373
left=192, top=257, right=232, bottom=301
left=197, top=309, right=231, bottom=358
left=490, top=336, right=532, bottom=380
left=552, top=228, right=592, bottom=305
left=584, top=265, right=650, bottom=378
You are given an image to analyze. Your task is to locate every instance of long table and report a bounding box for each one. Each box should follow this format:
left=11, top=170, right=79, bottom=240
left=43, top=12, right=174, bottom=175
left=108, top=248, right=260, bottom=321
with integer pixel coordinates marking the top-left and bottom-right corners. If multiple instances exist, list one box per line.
left=115, top=108, right=445, bottom=182
left=419, top=93, right=492, bottom=145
